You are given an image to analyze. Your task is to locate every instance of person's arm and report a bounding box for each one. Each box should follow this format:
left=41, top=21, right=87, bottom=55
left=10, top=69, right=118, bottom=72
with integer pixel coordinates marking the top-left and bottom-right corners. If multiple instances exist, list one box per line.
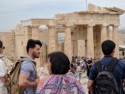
left=0, top=60, right=9, bottom=85
left=70, top=68, right=76, bottom=74
left=0, top=60, right=8, bottom=84
left=123, top=79, right=125, bottom=87
left=123, top=62, right=125, bottom=86
left=88, top=80, right=94, bottom=94
left=19, top=73, right=38, bottom=87
left=87, top=64, right=97, bottom=94
left=2, top=74, right=9, bottom=85
left=0, top=60, right=6, bottom=78
left=18, top=61, right=39, bottom=88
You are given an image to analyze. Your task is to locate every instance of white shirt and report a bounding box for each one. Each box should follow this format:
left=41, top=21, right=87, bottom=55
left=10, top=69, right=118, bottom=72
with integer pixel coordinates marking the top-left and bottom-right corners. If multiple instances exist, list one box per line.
left=76, top=66, right=81, bottom=72
left=0, top=59, right=6, bottom=87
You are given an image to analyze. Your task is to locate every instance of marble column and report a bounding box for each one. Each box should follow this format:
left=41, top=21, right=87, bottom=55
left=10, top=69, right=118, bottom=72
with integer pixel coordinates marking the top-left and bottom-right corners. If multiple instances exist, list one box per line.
left=48, top=26, right=57, bottom=54
left=107, top=26, right=113, bottom=40
left=101, top=25, right=107, bottom=43
left=113, top=25, right=119, bottom=58
left=64, top=26, right=72, bottom=60
left=100, top=24, right=107, bottom=57
left=87, top=25, right=94, bottom=58
left=107, top=26, right=110, bottom=39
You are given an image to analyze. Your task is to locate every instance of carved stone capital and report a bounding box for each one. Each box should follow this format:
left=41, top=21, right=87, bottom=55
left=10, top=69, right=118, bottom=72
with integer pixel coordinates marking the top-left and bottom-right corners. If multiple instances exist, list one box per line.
left=48, top=20, right=56, bottom=27
left=113, top=24, right=119, bottom=27
left=101, top=24, right=108, bottom=27
left=87, top=24, right=94, bottom=28
left=24, top=25, right=32, bottom=28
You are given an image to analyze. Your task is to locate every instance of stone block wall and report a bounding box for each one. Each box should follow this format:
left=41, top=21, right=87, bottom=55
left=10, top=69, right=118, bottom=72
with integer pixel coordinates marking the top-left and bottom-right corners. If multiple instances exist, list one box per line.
left=0, top=31, right=15, bottom=61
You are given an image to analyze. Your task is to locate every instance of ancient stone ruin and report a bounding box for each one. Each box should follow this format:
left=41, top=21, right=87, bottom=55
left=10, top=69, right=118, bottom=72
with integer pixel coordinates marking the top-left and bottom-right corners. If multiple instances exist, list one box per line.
left=0, top=4, right=124, bottom=67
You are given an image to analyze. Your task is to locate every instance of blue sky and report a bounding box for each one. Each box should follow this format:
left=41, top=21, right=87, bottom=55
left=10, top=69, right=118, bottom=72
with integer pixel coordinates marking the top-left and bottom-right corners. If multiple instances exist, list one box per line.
left=0, top=0, right=125, bottom=32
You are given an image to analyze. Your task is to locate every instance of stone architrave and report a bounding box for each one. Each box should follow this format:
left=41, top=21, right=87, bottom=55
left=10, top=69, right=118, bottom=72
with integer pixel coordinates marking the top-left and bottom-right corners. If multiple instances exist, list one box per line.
left=87, top=25, right=94, bottom=58
left=113, top=25, right=119, bottom=58
left=48, top=26, right=57, bottom=54
left=64, top=26, right=72, bottom=60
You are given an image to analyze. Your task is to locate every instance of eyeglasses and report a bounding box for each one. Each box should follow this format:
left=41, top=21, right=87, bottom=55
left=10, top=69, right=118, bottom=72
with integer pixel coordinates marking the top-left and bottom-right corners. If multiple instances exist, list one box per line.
left=2, top=46, right=5, bottom=49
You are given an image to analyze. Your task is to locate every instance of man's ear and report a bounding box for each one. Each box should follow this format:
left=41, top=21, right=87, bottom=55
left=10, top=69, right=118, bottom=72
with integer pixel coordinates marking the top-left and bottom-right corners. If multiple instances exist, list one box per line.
left=29, top=48, right=33, bottom=53
left=0, top=48, right=2, bottom=53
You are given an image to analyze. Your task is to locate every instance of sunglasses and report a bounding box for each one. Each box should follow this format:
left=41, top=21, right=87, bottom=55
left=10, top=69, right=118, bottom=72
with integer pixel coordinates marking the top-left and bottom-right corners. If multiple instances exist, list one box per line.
left=2, top=46, right=5, bottom=49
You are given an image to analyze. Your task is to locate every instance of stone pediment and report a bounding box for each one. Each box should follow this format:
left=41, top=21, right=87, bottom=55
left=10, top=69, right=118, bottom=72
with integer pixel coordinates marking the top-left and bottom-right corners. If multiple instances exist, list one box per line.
left=88, top=3, right=125, bottom=15
left=105, top=7, right=125, bottom=14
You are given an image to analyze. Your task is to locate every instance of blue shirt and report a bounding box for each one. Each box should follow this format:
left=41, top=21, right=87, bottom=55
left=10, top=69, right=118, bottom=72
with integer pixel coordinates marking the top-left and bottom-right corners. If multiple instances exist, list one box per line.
left=89, top=56, right=125, bottom=91
left=20, top=55, right=37, bottom=94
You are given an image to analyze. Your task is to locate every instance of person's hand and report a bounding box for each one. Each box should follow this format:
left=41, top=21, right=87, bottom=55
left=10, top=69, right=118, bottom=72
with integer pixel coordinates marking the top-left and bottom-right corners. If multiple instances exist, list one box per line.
left=35, top=79, right=40, bottom=85
left=2, top=75, right=9, bottom=86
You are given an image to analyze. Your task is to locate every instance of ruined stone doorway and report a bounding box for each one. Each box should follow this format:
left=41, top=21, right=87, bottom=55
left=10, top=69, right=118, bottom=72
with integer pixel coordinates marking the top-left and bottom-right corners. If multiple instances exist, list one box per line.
left=72, top=25, right=87, bottom=57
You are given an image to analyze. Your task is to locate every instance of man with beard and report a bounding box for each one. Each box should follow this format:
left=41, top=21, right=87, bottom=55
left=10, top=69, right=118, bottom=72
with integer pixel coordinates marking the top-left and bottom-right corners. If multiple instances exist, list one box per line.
left=19, top=39, right=42, bottom=94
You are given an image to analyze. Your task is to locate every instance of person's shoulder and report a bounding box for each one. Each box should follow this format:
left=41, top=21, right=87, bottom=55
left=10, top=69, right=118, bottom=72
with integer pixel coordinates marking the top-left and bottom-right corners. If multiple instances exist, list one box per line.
left=118, top=59, right=125, bottom=66
left=22, top=59, right=32, bottom=65
left=90, top=63, right=96, bottom=69
left=66, top=74, right=77, bottom=81
left=21, top=59, right=33, bottom=70
left=66, top=75, right=83, bottom=86
left=37, top=75, right=52, bottom=91
left=118, top=59, right=125, bottom=63
left=0, top=59, right=5, bottom=68
left=39, top=75, right=52, bottom=85
left=0, top=58, right=4, bottom=64
left=0, top=58, right=3, bottom=61
left=0, top=59, right=4, bottom=66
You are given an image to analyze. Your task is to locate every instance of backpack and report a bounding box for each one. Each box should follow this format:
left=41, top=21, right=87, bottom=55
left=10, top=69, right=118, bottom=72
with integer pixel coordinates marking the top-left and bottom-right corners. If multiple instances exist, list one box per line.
left=8, top=57, right=37, bottom=94
left=93, top=58, right=119, bottom=94
left=8, top=58, right=26, bottom=94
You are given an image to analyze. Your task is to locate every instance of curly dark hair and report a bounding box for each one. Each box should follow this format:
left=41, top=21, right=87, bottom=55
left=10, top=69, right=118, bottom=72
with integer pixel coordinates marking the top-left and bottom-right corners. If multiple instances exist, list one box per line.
left=26, top=39, right=42, bottom=53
